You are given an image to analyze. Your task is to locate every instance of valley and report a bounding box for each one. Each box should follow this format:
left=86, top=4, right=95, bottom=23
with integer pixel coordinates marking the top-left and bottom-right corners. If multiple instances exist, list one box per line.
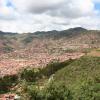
left=0, top=27, right=100, bottom=76
left=0, top=27, right=100, bottom=100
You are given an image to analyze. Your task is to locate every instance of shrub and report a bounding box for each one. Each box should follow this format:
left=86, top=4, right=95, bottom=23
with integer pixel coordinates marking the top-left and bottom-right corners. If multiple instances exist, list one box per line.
left=25, top=82, right=73, bottom=100
left=41, top=59, right=74, bottom=77
left=19, top=68, right=41, bottom=82
left=23, top=36, right=33, bottom=44
left=43, top=82, right=73, bottom=100
left=3, top=46, right=14, bottom=53
left=0, top=75, right=18, bottom=93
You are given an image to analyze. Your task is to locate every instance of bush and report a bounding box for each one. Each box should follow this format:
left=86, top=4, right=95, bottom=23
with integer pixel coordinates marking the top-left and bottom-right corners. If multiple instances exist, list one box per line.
left=23, top=36, right=33, bottom=44
left=3, top=46, right=14, bottom=53
left=77, top=83, right=95, bottom=100
left=43, top=82, right=73, bottom=100
left=25, top=82, right=73, bottom=100
left=19, top=68, right=41, bottom=82
left=41, top=59, right=74, bottom=77
left=0, top=75, right=18, bottom=93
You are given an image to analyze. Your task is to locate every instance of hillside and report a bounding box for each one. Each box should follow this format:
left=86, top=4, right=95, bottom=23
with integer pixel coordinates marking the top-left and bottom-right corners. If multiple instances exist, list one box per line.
left=54, top=56, right=100, bottom=86
left=0, top=27, right=100, bottom=55
left=0, top=27, right=100, bottom=76
left=0, top=56, right=99, bottom=100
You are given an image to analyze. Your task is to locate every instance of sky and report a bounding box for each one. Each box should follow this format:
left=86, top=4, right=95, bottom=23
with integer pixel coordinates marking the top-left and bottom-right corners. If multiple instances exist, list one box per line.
left=0, top=0, right=100, bottom=33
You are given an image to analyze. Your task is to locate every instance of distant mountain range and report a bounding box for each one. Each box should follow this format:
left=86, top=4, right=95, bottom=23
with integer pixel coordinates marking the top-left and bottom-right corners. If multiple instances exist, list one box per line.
left=0, top=27, right=100, bottom=55
left=0, top=27, right=90, bottom=36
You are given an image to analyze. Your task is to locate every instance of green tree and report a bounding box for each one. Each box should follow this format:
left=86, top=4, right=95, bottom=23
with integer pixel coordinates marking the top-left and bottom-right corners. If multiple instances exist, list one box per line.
left=43, top=82, right=73, bottom=100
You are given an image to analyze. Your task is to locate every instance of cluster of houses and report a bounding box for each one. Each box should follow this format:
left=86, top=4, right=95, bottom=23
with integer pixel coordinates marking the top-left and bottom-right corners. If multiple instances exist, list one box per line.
left=0, top=94, right=20, bottom=100
left=0, top=52, right=84, bottom=77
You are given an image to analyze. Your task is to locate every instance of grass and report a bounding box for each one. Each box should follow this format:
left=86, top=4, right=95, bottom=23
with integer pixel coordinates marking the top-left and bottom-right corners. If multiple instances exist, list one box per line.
left=54, top=56, right=100, bottom=86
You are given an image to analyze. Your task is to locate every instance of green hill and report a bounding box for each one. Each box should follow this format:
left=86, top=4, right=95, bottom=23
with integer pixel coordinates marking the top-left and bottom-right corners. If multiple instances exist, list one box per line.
left=18, top=56, right=100, bottom=100
left=54, top=56, right=100, bottom=86
left=53, top=56, right=100, bottom=99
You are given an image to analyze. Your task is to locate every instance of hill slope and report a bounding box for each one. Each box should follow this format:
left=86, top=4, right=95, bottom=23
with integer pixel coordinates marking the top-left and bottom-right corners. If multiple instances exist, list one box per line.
left=0, top=27, right=100, bottom=76
left=54, top=56, right=100, bottom=86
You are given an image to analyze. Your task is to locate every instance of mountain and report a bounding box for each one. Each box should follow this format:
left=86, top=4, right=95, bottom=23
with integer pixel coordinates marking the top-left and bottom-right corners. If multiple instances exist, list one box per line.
left=67, top=27, right=87, bottom=32
left=0, top=27, right=100, bottom=56
left=0, top=27, right=100, bottom=76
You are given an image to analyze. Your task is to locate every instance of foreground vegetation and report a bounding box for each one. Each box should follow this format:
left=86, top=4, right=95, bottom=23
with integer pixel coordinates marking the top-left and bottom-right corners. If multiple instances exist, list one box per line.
left=0, top=56, right=100, bottom=100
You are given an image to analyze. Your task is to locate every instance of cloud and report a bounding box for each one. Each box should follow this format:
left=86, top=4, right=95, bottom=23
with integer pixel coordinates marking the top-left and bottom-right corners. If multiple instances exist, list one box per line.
left=12, top=0, right=95, bottom=18
left=0, top=0, right=100, bottom=33
left=0, top=0, right=19, bottom=20
left=12, top=0, right=63, bottom=13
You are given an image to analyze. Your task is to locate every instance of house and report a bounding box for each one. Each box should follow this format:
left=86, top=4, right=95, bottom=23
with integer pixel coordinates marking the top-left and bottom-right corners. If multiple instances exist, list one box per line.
left=0, top=94, right=20, bottom=100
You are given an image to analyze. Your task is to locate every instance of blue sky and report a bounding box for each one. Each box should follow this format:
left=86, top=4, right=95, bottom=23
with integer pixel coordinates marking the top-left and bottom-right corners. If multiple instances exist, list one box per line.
left=0, top=0, right=100, bottom=33
left=6, top=0, right=12, bottom=7
left=95, top=3, right=100, bottom=10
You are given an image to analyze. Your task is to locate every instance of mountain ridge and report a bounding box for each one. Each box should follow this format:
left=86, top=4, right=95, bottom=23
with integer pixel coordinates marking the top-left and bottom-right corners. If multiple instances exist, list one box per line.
left=0, top=27, right=92, bottom=34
